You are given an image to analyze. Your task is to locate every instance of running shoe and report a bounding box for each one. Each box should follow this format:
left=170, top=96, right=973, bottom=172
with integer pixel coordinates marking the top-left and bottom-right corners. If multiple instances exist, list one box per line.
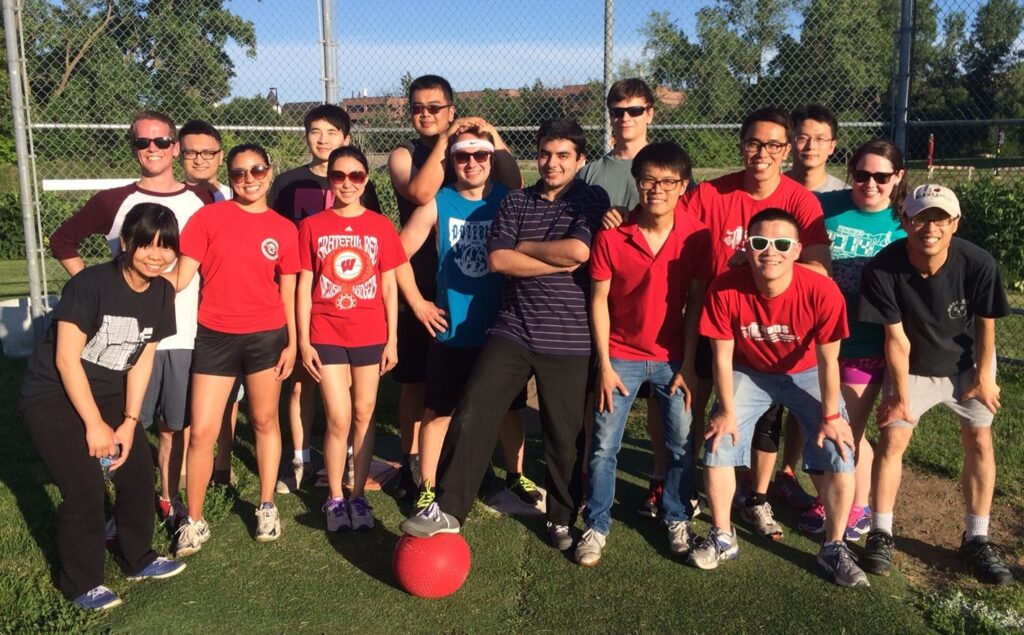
left=740, top=500, right=784, bottom=541
left=798, top=499, right=826, bottom=534
left=688, top=527, right=739, bottom=570
left=174, top=517, right=211, bottom=557
left=818, top=541, right=870, bottom=588
left=546, top=521, right=573, bottom=551
left=861, top=529, right=894, bottom=576
left=507, top=473, right=543, bottom=506
left=575, top=527, right=607, bottom=567
left=323, top=497, right=350, bottom=532
left=845, top=505, right=872, bottom=542
left=637, top=479, right=664, bottom=517
left=255, top=502, right=281, bottom=542
left=666, top=520, right=694, bottom=556
left=275, top=458, right=308, bottom=495
left=73, top=585, right=122, bottom=611
left=415, top=480, right=436, bottom=512
left=349, top=496, right=374, bottom=531
left=960, top=534, right=1014, bottom=585
left=127, top=556, right=187, bottom=581
left=400, top=502, right=461, bottom=537
left=769, top=469, right=817, bottom=510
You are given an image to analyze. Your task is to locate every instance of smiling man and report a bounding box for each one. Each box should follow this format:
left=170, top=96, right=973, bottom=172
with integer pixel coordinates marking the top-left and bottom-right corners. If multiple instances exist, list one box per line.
left=858, top=184, right=1013, bottom=585
left=401, top=119, right=609, bottom=551
left=785, top=104, right=846, bottom=193
left=178, top=120, right=230, bottom=201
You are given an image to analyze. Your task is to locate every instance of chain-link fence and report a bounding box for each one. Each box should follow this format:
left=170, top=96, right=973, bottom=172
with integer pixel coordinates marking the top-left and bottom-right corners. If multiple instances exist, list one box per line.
left=3, top=0, right=1022, bottom=361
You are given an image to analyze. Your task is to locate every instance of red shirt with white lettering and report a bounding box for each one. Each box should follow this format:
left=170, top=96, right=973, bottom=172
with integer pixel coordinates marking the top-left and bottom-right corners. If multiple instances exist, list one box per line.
left=180, top=200, right=300, bottom=334
left=686, top=171, right=829, bottom=278
left=590, top=207, right=711, bottom=361
left=298, top=208, right=407, bottom=347
left=700, top=264, right=848, bottom=373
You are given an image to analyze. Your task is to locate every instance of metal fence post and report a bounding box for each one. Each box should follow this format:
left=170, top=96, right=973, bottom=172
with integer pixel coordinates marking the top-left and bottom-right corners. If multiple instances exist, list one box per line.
left=321, top=0, right=339, bottom=104
left=4, top=0, right=46, bottom=340
left=603, top=0, right=613, bottom=152
left=892, top=0, right=913, bottom=151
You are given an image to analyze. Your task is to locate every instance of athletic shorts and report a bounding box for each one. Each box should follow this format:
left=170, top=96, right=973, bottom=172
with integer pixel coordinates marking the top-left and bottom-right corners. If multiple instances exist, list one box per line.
left=391, top=310, right=430, bottom=384
left=883, top=367, right=996, bottom=429
left=140, top=349, right=192, bottom=431
left=839, top=356, right=886, bottom=385
left=424, top=342, right=527, bottom=416
left=312, top=343, right=384, bottom=367
left=191, top=324, right=287, bottom=377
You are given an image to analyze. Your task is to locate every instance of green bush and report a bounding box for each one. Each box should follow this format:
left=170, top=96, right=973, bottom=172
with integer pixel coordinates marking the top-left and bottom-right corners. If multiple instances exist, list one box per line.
left=956, top=177, right=1024, bottom=291
left=0, top=192, right=25, bottom=259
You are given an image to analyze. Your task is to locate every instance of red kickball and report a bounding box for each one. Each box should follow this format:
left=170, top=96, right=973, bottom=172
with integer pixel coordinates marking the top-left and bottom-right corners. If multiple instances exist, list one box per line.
left=393, top=533, right=471, bottom=598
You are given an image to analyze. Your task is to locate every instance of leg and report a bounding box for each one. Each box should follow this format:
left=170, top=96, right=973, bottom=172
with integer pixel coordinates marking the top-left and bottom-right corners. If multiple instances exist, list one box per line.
left=750, top=405, right=783, bottom=496
left=841, top=382, right=880, bottom=510
left=498, top=410, right=526, bottom=473
left=186, top=374, right=237, bottom=521
left=781, top=412, right=805, bottom=474
left=287, top=367, right=317, bottom=459
left=111, top=421, right=159, bottom=575
left=399, top=382, right=425, bottom=456
left=244, top=368, right=285, bottom=504
left=319, top=364, right=354, bottom=499
left=349, top=364, right=382, bottom=498
left=213, top=394, right=239, bottom=484
left=417, top=409, right=449, bottom=486
left=961, top=425, right=995, bottom=519
left=650, top=362, right=695, bottom=526
left=871, top=425, right=913, bottom=516
left=646, top=397, right=668, bottom=479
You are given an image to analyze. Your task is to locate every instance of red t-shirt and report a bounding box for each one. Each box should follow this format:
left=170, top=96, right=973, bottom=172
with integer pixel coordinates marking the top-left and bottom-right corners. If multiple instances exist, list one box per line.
left=298, top=209, right=407, bottom=347
left=700, top=264, right=848, bottom=374
left=591, top=207, right=711, bottom=361
left=180, top=200, right=301, bottom=334
left=686, top=171, right=828, bottom=278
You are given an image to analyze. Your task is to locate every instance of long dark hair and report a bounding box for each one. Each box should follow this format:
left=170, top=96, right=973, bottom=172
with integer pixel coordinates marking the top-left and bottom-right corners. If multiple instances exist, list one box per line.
left=847, top=139, right=907, bottom=220
left=119, top=203, right=179, bottom=270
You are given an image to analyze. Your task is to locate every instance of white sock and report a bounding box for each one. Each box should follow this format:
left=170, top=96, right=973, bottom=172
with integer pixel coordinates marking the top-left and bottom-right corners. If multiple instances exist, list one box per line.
left=965, top=514, right=989, bottom=540
left=872, top=512, right=894, bottom=535
left=295, top=448, right=310, bottom=463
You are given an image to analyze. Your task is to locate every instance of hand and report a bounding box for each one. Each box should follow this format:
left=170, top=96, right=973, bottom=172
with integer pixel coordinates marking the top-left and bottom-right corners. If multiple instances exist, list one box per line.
left=412, top=299, right=448, bottom=337
left=380, top=341, right=398, bottom=376
left=815, top=416, right=855, bottom=463
left=442, top=117, right=486, bottom=141
left=704, top=410, right=738, bottom=455
left=668, top=366, right=697, bottom=412
left=110, top=422, right=136, bottom=470
left=596, top=366, right=628, bottom=414
left=601, top=208, right=625, bottom=230
left=875, top=395, right=915, bottom=429
left=85, top=423, right=118, bottom=460
left=962, top=375, right=1001, bottom=414
left=275, top=345, right=297, bottom=381
left=301, top=344, right=323, bottom=382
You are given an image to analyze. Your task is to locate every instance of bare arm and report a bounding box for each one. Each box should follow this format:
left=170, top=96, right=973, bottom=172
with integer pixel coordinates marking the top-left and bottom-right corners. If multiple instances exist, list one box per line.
left=162, top=255, right=201, bottom=292
left=400, top=199, right=439, bottom=259
left=668, top=278, right=706, bottom=410
left=275, top=273, right=297, bottom=381
left=705, top=338, right=738, bottom=454
left=380, top=268, right=399, bottom=375
left=814, top=339, right=853, bottom=461
left=394, top=262, right=447, bottom=336
left=296, top=269, right=322, bottom=381
left=963, top=316, right=1001, bottom=413
left=388, top=141, right=446, bottom=206
left=488, top=248, right=576, bottom=278
left=877, top=322, right=915, bottom=426
left=591, top=278, right=627, bottom=413
left=60, top=257, right=86, bottom=277
left=514, top=238, right=590, bottom=267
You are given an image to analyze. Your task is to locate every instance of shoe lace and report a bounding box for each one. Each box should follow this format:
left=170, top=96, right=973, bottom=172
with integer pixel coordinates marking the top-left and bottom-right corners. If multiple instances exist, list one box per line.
left=416, top=483, right=435, bottom=508
left=419, top=501, right=442, bottom=521
left=85, top=586, right=109, bottom=600
left=868, top=531, right=894, bottom=553
left=175, top=520, right=197, bottom=541
left=971, top=540, right=1006, bottom=567
left=832, top=542, right=856, bottom=569
left=515, top=475, right=538, bottom=493
left=668, top=522, right=690, bottom=543
left=322, top=498, right=344, bottom=515
left=350, top=497, right=371, bottom=515
left=754, top=503, right=776, bottom=524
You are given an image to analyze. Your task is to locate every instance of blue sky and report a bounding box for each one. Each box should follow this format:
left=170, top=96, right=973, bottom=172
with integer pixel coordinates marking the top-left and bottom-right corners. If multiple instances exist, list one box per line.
left=226, top=1, right=702, bottom=103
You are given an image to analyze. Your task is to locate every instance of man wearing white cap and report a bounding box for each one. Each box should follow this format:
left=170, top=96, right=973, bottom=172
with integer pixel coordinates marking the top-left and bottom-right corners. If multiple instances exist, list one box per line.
left=858, top=184, right=1013, bottom=585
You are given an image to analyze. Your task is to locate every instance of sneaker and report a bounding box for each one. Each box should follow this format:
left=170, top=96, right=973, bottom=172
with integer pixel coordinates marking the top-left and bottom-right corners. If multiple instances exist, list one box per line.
left=323, top=497, right=350, bottom=532
left=637, top=479, right=664, bottom=517
left=688, top=527, right=739, bottom=570
left=157, top=496, right=188, bottom=529
left=415, top=481, right=436, bottom=512
left=845, top=505, right=872, bottom=542
left=666, top=520, right=694, bottom=556
left=73, top=585, right=122, bottom=611
left=960, top=534, right=1014, bottom=585
left=507, top=474, right=543, bottom=506
left=798, top=499, right=826, bottom=534
left=104, top=516, right=118, bottom=550
left=741, top=500, right=784, bottom=541
left=818, top=541, right=870, bottom=588
left=349, top=496, right=375, bottom=531
left=255, top=502, right=281, bottom=542
left=400, top=502, right=461, bottom=537
left=546, top=521, right=573, bottom=551
left=127, top=556, right=186, bottom=581
left=861, top=529, right=894, bottom=576
left=275, top=458, right=307, bottom=494
left=769, top=469, right=817, bottom=510
left=173, top=517, right=210, bottom=557
left=392, top=464, right=418, bottom=500
left=575, top=527, right=606, bottom=567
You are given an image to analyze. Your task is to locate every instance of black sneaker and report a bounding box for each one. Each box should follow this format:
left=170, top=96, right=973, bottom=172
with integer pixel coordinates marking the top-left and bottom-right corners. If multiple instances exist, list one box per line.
left=861, top=529, right=894, bottom=576
left=637, top=479, right=664, bottom=518
left=392, top=464, right=418, bottom=500
left=506, top=473, right=543, bottom=506
left=960, top=534, right=1014, bottom=585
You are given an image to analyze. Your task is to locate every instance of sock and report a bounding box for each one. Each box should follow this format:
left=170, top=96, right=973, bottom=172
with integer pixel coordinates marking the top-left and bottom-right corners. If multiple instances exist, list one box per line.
left=965, top=514, right=989, bottom=540
left=872, top=512, right=894, bottom=535
left=746, top=492, right=767, bottom=507
left=295, top=448, right=310, bottom=463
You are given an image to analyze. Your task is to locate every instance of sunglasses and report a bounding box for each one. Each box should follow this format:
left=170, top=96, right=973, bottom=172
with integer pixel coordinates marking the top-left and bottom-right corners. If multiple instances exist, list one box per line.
left=409, top=103, right=451, bottom=115
left=747, top=235, right=797, bottom=253
left=453, top=151, right=492, bottom=165
left=182, top=149, right=222, bottom=161
left=227, top=164, right=271, bottom=184
left=328, top=170, right=368, bottom=185
left=851, top=170, right=895, bottom=184
left=609, top=105, right=649, bottom=119
left=132, top=136, right=175, bottom=150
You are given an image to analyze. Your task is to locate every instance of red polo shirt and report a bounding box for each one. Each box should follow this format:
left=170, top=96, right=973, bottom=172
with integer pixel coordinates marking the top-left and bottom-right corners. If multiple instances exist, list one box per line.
left=590, top=207, right=711, bottom=361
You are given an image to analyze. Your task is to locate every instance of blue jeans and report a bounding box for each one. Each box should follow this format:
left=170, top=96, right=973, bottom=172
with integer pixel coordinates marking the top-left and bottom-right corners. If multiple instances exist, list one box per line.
left=703, top=365, right=855, bottom=473
left=584, top=359, right=695, bottom=535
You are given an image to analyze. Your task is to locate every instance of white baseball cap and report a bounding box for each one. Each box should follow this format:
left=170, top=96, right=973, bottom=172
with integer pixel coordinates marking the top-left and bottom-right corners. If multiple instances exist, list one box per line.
left=904, top=183, right=962, bottom=219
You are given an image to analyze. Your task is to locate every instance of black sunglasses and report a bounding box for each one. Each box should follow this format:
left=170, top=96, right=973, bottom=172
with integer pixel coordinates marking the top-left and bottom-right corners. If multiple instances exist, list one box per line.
left=132, top=136, right=175, bottom=150
left=609, top=106, right=648, bottom=119
left=851, top=170, right=895, bottom=184
left=409, top=104, right=451, bottom=115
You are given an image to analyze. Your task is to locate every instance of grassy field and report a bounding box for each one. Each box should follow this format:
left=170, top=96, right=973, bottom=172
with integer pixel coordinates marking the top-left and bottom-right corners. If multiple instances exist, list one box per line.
left=1, top=353, right=1022, bottom=633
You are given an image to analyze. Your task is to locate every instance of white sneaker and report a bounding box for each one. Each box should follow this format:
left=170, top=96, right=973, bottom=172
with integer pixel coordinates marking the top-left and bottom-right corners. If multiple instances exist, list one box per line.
left=174, top=517, right=211, bottom=557
left=575, top=527, right=607, bottom=567
left=323, top=497, right=351, bottom=532
left=666, top=520, right=694, bottom=556
left=255, top=503, right=281, bottom=542
left=349, top=496, right=374, bottom=531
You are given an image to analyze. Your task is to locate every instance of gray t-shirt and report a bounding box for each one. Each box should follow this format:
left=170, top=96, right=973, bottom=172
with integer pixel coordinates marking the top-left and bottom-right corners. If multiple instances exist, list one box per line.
left=814, top=172, right=849, bottom=193
left=578, top=153, right=637, bottom=211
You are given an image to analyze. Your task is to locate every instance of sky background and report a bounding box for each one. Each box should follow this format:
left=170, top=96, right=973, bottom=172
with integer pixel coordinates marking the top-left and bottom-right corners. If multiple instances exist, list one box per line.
left=226, top=1, right=703, bottom=104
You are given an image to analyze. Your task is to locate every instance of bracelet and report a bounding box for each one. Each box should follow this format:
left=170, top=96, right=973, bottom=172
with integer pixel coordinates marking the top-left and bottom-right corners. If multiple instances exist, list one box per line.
left=123, top=412, right=141, bottom=423
left=823, top=412, right=842, bottom=421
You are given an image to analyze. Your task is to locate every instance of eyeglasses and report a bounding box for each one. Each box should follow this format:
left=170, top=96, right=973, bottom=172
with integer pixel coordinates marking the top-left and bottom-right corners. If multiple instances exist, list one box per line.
left=637, top=176, right=683, bottom=192
left=741, top=139, right=789, bottom=156
left=227, top=164, right=271, bottom=184
left=747, top=235, right=797, bottom=253
left=182, top=149, right=222, bottom=161
left=851, top=170, right=895, bottom=184
left=409, top=103, right=451, bottom=115
left=609, top=106, right=649, bottom=119
left=453, top=151, right=492, bottom=165
left=132, top=136, right=175, bottom=150
left=328, top=170, right=368, bottom=185
left=795, top=135, right=834, bottom=146
left=906, top=215, right=956, bottom=228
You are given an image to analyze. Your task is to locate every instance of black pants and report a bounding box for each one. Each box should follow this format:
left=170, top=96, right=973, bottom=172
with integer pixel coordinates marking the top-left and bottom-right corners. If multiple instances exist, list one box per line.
left=437, top=336, right=589, bottom=526
left=22, top=391, right=157, bottom=600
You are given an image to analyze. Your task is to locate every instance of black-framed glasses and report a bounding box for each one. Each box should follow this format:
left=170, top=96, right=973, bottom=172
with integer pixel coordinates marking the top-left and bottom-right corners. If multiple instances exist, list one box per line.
left=328, top=170, right=368, bottom=185
left=227, top=164, right=271, bottom=184
left=906, top=215, right=955, bottom=228
left=741, top=139, right=788, bottom=156
left=747, top=235, right=797, bottom=253
left=851, top=170, right=895, bottom=184
left=182, top=149, right=222, bottom=161
left=132, top=136, right=175, bottom=150
left=409, top=103, right=451, bottom=115
left=609, top=105, right=649, bottom=119
left=637, top=176, right=683, bottom=192
left=453, top=150, right=492, bottom=165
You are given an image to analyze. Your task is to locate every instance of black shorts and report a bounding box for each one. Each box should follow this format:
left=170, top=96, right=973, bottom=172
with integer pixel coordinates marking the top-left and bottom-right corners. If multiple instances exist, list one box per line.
left=312, top=343, right=384, bottom=367
left=391, top=310, right=431, bottom=384
left=191, top=324, right=287, bottom=377
left=424, top=342, right=528, bottom=416
left=695, top=335, right=713, bottom=381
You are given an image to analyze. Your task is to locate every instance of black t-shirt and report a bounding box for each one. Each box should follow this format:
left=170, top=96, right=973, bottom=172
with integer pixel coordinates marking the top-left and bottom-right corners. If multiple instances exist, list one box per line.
left=268, top=165, right=381, bottom=225
left=858, top=237, right=1010, bottom=376
left=20, top=261, right=177, bottom=405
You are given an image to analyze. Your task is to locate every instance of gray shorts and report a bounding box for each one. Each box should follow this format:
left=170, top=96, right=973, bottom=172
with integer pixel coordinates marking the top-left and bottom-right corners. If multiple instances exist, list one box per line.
left=140, top=349, right=193, bottom=431
left=884, top=366, right=996, bottom=429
